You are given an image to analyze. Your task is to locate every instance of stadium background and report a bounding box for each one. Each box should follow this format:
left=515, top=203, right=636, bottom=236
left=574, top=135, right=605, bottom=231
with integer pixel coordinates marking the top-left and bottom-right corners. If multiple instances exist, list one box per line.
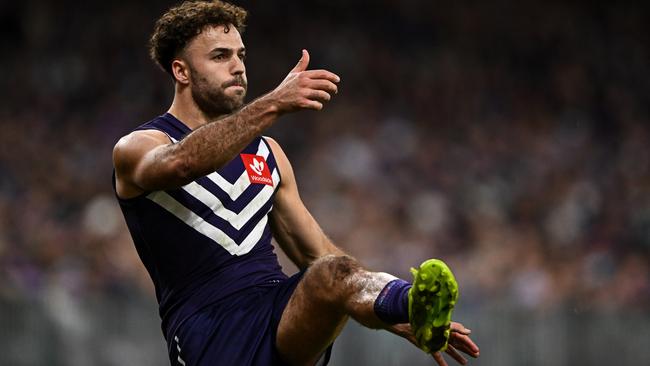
left=1, top=0, right=649, bottom=365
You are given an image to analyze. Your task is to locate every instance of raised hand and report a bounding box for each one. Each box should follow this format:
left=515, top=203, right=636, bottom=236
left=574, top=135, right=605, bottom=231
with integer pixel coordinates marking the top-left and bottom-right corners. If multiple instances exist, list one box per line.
left=268, top=49, right=341, bottom=113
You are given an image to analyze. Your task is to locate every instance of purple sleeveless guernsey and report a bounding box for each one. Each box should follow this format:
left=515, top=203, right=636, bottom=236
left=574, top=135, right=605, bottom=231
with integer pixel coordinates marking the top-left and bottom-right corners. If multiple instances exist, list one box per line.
left=114, top=113, right=287, bottom=342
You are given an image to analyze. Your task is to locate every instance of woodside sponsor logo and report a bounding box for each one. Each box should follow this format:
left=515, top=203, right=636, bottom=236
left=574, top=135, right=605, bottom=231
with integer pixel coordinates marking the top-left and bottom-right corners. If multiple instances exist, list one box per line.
left=241, top=154, right=273, bottom=186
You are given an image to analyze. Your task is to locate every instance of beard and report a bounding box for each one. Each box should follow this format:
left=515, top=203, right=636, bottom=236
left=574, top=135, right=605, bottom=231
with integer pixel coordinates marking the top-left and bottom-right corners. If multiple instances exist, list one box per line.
left=189, top=67, right=247, bottom=120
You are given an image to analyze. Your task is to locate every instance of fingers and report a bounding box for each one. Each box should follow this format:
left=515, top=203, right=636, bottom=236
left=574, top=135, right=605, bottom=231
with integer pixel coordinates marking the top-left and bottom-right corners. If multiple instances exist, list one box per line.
left=290, top=49, right=310, bottom=73
left=449, top=332, right=480, bottom=358
left=301, top=100, right=323, bottom=111
left=433, top=345, right=472, bottom=366
left=449, top=321, right=479, bottom=357
left=307, top=89, right=332, bottom=102
left=432, top=351, right=449, bottom=366
left=297, top=78, right=337, bottom=111
left=305, top=78, right=338, bottom=94
left=445, top=345, right=468, bottom=365
left=450, top=322, right=471, bottom=335
left=302, top=69, right=341, bottom=83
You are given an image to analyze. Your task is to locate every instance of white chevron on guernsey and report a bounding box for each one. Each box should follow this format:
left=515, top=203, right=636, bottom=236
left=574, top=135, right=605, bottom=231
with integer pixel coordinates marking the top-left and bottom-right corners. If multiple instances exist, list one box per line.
left=205, top=139, right=270, bottom=200
left=147, top=190, right=272, bottom=256
left=169, top=136, right=271, bottom=201
left=179, top=169, right=280, bottom=230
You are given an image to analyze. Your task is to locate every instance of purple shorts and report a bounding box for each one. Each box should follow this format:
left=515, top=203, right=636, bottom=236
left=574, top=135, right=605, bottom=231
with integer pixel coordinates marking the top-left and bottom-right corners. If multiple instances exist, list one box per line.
left=168, top=271, right=332, bottom=365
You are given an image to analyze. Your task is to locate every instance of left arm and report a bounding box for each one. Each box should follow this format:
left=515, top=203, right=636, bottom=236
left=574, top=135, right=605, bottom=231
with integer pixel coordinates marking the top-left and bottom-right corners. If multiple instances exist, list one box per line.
left=390, top=322, right=480, bottom=366
left=266, top=137, right=345, bottom=269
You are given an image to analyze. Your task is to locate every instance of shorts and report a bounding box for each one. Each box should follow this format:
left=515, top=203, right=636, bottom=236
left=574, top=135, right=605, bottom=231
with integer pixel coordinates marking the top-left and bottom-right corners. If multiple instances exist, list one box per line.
left=168, top=271, right=332, bottom=365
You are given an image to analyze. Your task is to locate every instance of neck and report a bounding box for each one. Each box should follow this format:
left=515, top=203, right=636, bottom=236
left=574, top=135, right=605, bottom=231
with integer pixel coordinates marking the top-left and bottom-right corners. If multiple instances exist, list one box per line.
left=167, top=84, right=226, bottom=130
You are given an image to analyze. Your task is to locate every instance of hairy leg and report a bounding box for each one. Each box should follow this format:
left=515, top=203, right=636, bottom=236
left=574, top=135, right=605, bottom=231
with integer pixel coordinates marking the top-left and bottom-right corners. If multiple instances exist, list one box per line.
left=276, top=255, right=398, bottom=365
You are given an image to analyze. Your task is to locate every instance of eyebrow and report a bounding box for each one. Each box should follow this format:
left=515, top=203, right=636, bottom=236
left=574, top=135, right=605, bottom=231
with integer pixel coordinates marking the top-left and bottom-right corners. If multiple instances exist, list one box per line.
left=209, top=47, right=246, bottom=54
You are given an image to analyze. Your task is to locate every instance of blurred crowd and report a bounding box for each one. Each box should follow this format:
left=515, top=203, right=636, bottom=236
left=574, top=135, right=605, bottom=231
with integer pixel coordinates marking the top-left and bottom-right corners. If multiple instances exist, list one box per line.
left=1, top=0, right=648, bottom=321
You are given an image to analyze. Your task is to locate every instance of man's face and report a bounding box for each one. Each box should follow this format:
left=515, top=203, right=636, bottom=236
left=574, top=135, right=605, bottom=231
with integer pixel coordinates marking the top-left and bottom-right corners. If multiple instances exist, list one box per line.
left=182, top=24, right=247, bottom=119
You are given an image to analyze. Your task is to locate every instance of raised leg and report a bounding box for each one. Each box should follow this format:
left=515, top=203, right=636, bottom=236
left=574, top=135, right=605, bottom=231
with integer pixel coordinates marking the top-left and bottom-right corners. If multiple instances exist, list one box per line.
left=275, top=255, right=398, bottom=365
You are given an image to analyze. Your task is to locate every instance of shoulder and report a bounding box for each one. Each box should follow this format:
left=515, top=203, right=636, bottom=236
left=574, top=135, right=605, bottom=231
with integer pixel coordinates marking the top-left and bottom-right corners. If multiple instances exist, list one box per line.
left=262, top=136, right=297, bottom=186
left=113, top=129, right=173, bottom=199
left=262, top=135, right=281, bottom=151
left=113, top=129, right=171, bottom=170
left=262, top=136, right=289, bottom=164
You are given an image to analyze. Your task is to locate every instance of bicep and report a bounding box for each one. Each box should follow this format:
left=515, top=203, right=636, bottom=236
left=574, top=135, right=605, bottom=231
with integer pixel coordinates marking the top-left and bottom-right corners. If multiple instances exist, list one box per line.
left=271, top=176, right=325, bottom=252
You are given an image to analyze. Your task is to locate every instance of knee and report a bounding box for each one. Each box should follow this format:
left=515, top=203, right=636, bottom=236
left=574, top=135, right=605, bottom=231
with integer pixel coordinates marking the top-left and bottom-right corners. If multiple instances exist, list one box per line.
left=307, top=255, right=361, bottom=296
left=315, top=254, right=359, bottom=280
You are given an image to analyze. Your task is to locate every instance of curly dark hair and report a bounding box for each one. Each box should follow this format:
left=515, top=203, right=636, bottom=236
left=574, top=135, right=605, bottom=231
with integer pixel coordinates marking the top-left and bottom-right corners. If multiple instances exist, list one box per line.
left=149, top=0, right=248, bottom=75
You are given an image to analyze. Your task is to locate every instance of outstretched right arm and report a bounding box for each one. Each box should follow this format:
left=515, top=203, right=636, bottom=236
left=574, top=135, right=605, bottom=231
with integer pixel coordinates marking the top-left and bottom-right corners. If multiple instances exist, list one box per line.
left=113, top=50, right=339, bottom=199
left=113, top=97, right=284, bottom=198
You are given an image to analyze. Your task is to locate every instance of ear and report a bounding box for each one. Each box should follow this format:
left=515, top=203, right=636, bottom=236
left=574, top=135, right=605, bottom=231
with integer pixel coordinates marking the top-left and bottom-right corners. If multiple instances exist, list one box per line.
left=171, top=59, right=190, bottom=85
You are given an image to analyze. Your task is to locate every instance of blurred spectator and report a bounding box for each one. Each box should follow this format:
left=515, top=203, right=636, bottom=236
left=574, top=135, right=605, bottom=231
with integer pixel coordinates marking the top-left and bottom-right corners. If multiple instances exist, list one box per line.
left=0, top=0, right=648, bottom=327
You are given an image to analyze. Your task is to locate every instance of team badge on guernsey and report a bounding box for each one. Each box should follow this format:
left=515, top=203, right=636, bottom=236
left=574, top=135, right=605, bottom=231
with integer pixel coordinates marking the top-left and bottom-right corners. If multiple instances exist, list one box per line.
left=241, top=154, right=274, bottom=186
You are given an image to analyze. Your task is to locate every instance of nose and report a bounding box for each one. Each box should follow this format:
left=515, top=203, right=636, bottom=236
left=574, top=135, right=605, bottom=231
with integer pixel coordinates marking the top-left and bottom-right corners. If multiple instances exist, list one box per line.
left=231, top=55, right=245, bottom=75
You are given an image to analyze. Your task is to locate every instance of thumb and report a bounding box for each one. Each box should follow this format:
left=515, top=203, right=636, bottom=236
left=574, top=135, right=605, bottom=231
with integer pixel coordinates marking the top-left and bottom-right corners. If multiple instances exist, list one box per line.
left=290, top=49, right=310, bottom=73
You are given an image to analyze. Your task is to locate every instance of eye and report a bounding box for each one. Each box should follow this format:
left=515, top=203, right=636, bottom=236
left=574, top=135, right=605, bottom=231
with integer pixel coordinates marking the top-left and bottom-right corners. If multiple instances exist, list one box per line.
left=238, top=53, right=246, bottom=62
left=213, top=54, right=225, bottom=60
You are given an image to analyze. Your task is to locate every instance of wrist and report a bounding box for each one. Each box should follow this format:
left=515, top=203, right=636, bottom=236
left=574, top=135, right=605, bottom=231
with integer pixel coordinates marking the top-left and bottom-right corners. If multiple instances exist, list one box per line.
left=258, top=90, right=284, bottom=116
